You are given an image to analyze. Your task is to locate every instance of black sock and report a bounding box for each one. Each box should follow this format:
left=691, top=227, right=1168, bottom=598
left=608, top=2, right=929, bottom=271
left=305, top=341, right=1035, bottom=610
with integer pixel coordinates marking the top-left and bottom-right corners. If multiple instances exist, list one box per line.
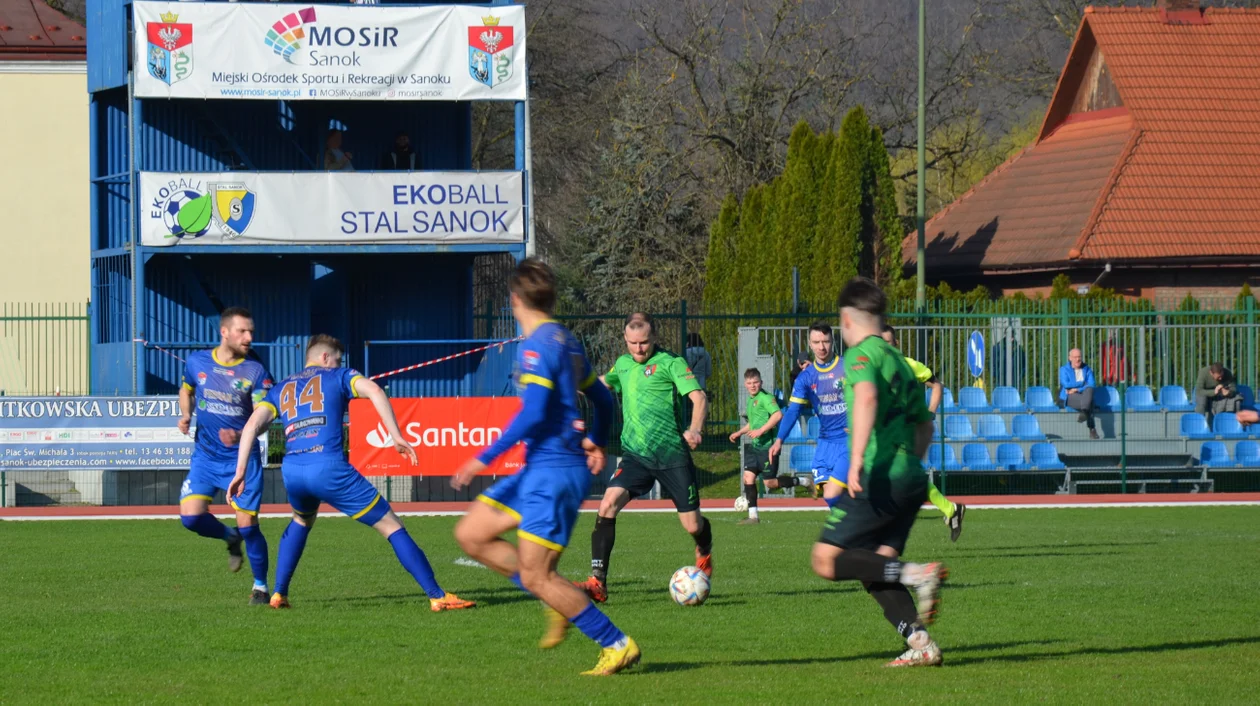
left=776, top=476, right=798, bottom=488
left=590, top=516, right=615, bottom=583
left=832, top=548, right=903, bottom=583
left=693, top=516, right=713, bottom=555
left=743, top=483, right=758, bottom=508
left=863, top=581, right=923, bottom=638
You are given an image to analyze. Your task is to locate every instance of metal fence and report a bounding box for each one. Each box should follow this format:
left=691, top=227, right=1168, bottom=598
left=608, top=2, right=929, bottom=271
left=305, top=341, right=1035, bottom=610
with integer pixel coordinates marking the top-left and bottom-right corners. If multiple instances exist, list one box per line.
left=0, top=302, right=90, bottom=396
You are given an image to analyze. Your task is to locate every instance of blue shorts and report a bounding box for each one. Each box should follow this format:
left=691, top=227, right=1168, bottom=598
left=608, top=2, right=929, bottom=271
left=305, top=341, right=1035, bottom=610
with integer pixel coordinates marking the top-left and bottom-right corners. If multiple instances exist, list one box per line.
left=812, top=438, right=850, bottom=487
left=478, top=459, right=591, bottom=552
left=282, top=455, right=391, bottom=526
left=181, top=452, right=263, bottom=515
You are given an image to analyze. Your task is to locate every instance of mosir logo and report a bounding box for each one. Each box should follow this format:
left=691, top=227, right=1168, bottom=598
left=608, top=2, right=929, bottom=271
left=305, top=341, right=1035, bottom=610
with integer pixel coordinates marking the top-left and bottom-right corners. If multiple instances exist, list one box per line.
left=365, top=422, right=503, bottom=449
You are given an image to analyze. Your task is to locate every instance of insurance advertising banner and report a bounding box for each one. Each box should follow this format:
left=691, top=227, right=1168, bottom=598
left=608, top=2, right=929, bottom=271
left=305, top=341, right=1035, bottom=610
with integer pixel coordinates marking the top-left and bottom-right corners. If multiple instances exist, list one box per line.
left=133, top=2, right=526, bottom=100
left=139, top=171, right=524, bottom=246
left=0, top=397, right=193, bottom=471
left=348, top=397, right=524, bottom=476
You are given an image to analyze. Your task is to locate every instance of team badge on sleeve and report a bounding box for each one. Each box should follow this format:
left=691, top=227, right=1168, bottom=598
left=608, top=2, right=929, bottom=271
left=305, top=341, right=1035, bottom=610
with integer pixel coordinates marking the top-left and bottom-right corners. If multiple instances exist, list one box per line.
left=523, top=350, right=540, bottom=371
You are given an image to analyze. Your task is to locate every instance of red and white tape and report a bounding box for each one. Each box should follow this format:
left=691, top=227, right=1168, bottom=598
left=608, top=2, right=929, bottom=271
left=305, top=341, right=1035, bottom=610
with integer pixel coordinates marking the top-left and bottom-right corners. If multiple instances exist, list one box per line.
left=368, top=337, right=523, bottom=381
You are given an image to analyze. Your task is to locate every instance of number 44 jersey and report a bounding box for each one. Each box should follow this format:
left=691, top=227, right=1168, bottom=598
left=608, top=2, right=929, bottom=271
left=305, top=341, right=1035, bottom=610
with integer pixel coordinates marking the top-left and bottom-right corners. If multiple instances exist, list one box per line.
left=260, top=366, right=366, bottom=458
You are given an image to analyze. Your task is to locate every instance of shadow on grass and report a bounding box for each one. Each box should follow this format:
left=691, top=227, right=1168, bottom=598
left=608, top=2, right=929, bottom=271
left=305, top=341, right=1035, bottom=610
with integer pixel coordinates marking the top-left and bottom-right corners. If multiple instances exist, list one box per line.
left=948, top=635, right=1260, bottom=666
left=632, top=640, right=1072, bottom=674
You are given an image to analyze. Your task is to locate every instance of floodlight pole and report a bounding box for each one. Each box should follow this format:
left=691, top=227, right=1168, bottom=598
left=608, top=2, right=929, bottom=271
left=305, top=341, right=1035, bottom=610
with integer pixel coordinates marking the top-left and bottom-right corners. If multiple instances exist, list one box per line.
left=915, top=0, right=927, bottom=311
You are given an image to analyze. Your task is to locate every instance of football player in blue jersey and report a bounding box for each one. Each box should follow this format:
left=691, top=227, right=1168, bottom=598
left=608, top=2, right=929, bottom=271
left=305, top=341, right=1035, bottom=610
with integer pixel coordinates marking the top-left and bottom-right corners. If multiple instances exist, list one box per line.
left=452, top=258, right=638, bottom=677
left=177, top=307, right=274, bottom=604
left=769, top=322, right=849, bottom=507
left=228, top=334, right=475, bottom=613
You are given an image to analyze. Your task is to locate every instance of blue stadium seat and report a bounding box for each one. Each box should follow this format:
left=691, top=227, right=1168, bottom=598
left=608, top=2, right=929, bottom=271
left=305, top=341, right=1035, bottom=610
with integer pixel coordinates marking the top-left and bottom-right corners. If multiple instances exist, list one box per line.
left=1011, top=414, right=1046, bottom=440
left=991, top=386, right=1024, bottom=412
left=1199, top=441, right=1236, bottom=468
left=1025, top=386, right=1058, bottom=413
left=789, top=445, right=815, bottom=473
left=806, top=416, right=821, bottom=439
left=1212, top=412, right=1251, bottom=440
left=1094, top=386, right=1121, bottom=412
left=1124, top=385, right=1161, bottom=412
left=943, top=416, right=975, bottom=441
left=1028, top=442, right=1066, bottom=470
left=1235, top=441, right=1260, bottom=467
left=961, top=443, right=996, bottom=471
left=1180, top=413, right=1212, bottom=439
left=940, top=387, right=957, bottom=413
left=927, top=444, right=961, bottom=472
left=1160, top=385, right=1194, bottom=412
left=995, top=443, right=1029, bottom=470
left=1240, top=384, right=1256, bottom=411
left=976, top=414, right=1011, bottom=440
left=958, top=387, right=990, bottom=412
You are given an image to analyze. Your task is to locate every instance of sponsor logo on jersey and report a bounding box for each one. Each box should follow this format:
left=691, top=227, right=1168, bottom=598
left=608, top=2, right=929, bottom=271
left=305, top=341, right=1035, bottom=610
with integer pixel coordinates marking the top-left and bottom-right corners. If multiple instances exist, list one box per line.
left=523, top=349, right=540, bottom=371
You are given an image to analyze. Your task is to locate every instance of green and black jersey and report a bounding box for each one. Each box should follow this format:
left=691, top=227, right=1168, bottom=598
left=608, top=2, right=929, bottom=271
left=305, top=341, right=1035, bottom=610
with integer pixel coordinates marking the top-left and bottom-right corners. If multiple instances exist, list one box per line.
left=605, top=348, right=701, bottom=467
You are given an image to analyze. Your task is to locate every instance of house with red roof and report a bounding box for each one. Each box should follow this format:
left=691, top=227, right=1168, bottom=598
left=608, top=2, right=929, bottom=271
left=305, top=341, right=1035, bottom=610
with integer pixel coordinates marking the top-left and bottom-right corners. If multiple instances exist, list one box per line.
left=905, top=0, right=1260, bottom=301
left=0, top=0, right=89, bottom=305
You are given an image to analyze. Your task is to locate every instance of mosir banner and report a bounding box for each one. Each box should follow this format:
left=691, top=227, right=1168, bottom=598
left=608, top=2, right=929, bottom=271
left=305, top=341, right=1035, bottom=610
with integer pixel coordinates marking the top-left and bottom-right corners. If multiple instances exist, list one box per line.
left=139, top=171, right=524, bottom=246
left=349, top=397, right=524, bottom=476
left=133, top=2, right=526, bottom=101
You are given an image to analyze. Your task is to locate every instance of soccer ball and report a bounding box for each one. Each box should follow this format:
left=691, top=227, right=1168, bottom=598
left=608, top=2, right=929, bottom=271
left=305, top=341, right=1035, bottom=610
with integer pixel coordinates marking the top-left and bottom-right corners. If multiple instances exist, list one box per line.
left=669, top=566, right=710, bottom=606
left=733, top=495, right=749, bottom=512
left=161, top=190, right=211, bottom=238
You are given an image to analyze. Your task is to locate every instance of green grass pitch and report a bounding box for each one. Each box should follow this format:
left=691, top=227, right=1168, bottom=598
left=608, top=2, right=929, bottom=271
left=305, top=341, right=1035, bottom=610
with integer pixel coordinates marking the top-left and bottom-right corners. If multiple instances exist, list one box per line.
left=2, top=507, right=1258, bottom=702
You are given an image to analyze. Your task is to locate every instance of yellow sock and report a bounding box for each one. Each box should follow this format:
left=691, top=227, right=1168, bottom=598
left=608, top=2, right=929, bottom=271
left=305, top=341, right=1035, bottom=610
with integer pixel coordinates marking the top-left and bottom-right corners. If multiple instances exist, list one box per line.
left=927, top=484, right=955, bottom=517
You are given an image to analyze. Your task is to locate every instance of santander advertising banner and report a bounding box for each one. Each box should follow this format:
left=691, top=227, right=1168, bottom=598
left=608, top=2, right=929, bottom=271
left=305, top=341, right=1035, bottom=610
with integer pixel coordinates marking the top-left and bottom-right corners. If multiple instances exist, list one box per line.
left=349, top=397, right=523, bottom=476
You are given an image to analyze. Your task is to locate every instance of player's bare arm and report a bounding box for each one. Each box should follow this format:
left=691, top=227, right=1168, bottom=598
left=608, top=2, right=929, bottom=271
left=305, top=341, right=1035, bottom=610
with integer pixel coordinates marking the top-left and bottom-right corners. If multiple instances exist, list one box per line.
left=683, top=389, right=706, bottom=449
left=750, top=410, right=782, bottom=440
left=847, top=381, right=877, bottom=496
left=729, top=423, right=749, bottom=443
left=228, top=403, right=276, bottom=502
left=926, top=380, right=943, bottom=414
left=177, top=384, right=193, bottom=436
left=353, top=376, right=417, bottom=466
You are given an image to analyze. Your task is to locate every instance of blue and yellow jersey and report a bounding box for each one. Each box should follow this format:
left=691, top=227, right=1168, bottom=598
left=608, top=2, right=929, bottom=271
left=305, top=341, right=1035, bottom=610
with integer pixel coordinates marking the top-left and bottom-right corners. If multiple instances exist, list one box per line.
left=260, top=366, right=365, bottom=458
left=477, top=321, right=606, bottom=466
left=778, top=355, right=848, bottom=442
left=182, top=349, right=273, bottom=461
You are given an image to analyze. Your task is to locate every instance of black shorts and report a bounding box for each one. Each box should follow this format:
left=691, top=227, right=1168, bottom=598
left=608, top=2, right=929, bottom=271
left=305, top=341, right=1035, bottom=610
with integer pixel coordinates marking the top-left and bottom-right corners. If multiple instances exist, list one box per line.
left=817, top=485, right=927, bottom=554
left=741, top=444, right=780, bottom=478
left=610, top=454, right=701, bottom=513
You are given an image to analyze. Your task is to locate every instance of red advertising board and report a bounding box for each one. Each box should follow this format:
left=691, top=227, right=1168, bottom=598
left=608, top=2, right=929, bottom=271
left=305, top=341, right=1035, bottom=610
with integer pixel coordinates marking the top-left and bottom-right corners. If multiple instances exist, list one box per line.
left=348, top=397, right=523, bottom=476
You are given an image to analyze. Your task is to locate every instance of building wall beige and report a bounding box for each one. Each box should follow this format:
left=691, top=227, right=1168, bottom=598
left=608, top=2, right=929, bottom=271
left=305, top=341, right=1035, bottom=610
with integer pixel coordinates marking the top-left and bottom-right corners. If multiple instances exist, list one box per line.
left=0, top=64, right=90, bottom=303
left=0, top=63, right=90, bottom=395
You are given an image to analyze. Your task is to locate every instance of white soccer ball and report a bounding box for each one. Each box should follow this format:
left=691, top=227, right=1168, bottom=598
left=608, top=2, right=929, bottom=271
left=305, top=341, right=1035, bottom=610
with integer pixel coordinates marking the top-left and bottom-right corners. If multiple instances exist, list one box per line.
left=669, top=566, right=711, bottom=606
left=732, top=495, right=749, bottom=512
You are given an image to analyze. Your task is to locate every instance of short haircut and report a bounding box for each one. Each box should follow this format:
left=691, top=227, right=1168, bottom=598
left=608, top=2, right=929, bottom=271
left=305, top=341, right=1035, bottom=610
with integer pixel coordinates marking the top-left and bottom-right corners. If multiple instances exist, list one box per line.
left=808, top=321, right=832, bottom=338
left=509, top=257, right=558, bottom=314
left=219, top=306, right=253, bottom=329
left=625, top=312, right=655, bottom=336
left=838, top=276, right=887, bottom=316
left=883, top=323, right=896, bottom=335
left=744, top=367, right=762, bottom=380
left=1210, top=362, right=1225, bottom=374
left=306, top=333, right=344, bottom=358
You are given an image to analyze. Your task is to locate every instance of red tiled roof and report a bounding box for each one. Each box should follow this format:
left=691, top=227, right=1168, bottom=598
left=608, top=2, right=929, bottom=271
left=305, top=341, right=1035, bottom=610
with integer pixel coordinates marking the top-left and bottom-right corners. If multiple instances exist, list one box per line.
left=0, top=0, right=86, bottom=61
left=907, top=6, right=1260, bottom=272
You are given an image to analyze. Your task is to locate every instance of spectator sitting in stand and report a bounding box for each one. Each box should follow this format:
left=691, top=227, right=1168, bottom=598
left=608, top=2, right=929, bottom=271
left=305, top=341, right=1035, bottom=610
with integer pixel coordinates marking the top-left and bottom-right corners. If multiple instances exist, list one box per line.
left=1058, top=348, right=1099, bottom=440
left=1195, top=362, right=1240, bottom=425
left=379, top=131, right=418, bottom=170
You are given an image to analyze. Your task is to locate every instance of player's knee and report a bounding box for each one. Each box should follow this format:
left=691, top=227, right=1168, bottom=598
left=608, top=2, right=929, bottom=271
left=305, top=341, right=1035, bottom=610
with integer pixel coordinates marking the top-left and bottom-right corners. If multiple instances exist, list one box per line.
left=453, top=516, right=483, bottom=555
left=741, top=470, right=756, bottom=484
left=517, top=565, right=550, bottom=594
left=597, top=496, right=622, bottom=518
left=293, top=513, right=316, bottom=528
left=179, top=514, right=201, bottom=532
left=679, top=513, right=702, bottom=535
left=372, top=511, right=404, bottom=538
left=811, top=544, right=839, bottom=579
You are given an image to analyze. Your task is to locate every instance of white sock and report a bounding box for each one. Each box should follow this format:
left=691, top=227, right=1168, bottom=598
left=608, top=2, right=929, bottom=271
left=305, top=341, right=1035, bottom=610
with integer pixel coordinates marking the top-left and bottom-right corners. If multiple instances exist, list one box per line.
left=898, top=562, right=926, bottom=585
left=748, top=507, right=759, bottom=519
left=907, top=629, right=931, bottom=650
left=253, top=581, right=267, bottom=592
